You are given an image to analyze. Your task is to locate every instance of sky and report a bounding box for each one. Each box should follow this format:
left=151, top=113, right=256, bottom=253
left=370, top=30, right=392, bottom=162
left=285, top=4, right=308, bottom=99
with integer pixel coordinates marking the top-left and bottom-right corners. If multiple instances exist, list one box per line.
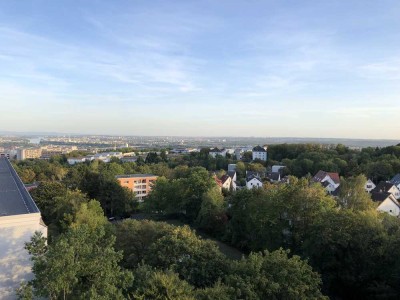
left=0, top=0, right=399, bottom=139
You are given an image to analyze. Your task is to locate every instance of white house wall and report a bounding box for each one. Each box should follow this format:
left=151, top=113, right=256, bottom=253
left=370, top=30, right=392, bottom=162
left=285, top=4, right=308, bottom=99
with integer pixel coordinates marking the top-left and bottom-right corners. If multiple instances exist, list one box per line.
left=0, top=213, right=47, bottom=299
left=377, top=199, right=400, bottom=217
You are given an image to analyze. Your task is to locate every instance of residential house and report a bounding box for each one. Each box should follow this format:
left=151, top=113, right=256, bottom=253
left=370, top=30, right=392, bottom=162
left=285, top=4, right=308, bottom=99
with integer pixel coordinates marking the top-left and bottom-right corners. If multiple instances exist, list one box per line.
left=246, top=172, right=263, bottom=189
left=252, top=145, right=268, bottom=161
left=311, top=170, right=340, bottom=194
left=267, top=172, right=281, bottom=183
left=371, top=191, right=400, bottom=217
left=116, top=174, right=158, bottom=202
left=228, top=164, right=237, bottom=172
left=220, top=175, right=232, bottom=190
left=372, top=182, right=400, bottom=199
left=272, top=165, right=286, bottom=173
left=364, top=179, right=376, bottom=193
left=234, top=149, right=243, bottom=160
left=390, top=174, right=400, bottom=190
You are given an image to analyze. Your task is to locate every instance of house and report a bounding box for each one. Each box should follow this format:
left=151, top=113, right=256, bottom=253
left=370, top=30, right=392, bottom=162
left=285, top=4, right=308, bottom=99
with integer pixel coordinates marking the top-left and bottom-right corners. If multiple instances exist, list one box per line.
left=267, top=172, right=281, bottom=183
left=228, top=164, right=237, bottom=172
left=252, top=145, right=268, bottom=161
left=390, top=174, right=400, bottom=190
left=220, top=175, right=232, bottom=190
left=246, top=173, right=263, bottom=189
left=227, top=170, right=237, bottom=191
left=0, top=158, right=47, bottom=299
left=371, top=191, right=400, bottom=217
left=116, top=174, right=158, bottom=202
left=364, top=179, right=376, bottom=193
left=234, top=149, right=243, bottom=160
left=214, top=176, right=223, bottom=189
left=272, top=165, right=286, bottom=173
left=311, top=170, right=340, bottom=194
left=209, top=148, right=227, bottom=158
left=372, top=182, right=400, bottom=199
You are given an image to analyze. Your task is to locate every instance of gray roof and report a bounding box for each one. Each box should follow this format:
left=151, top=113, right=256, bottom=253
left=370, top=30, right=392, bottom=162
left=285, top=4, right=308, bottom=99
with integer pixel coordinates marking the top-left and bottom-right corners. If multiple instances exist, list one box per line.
left=390, top=174, right=400, bottom=186
left=0, top=158, right=40, bottom=217
left=372, top=181, right=396, bottom=193
left=371, top=191, right=392, bottom=202
left=115, top=174, right=157, bottom=178
left=253, top=145, right=267, bottom=152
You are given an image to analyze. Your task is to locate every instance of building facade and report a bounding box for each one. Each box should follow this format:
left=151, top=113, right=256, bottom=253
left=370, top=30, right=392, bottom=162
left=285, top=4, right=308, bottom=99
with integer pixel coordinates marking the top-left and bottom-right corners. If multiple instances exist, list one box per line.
left=116, top=174, right=158, bottom=201
left=0, top=158, right=47, bottom=299
left=17, top=148, right=42, bottom=160
left=252, top=145, right=268, bottom=161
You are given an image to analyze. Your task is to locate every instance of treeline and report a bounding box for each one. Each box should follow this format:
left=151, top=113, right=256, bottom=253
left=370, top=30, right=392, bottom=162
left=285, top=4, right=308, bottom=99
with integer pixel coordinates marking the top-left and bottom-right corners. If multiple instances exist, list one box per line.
left=268, top=143, right=400, bottom=181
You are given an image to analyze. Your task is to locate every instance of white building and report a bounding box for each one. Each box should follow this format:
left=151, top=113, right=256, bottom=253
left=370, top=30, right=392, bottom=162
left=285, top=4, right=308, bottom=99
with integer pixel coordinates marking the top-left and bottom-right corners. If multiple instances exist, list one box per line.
left=252, top=146, right=268, bottom=161
left=0, top=158, right=47, bottom=299
left=364, top=179, right=376, bottom=193
left=209, top=148, right=227, bottom=158
left=246, top=176, right=263, bottom=189
left=311, top=170, right=340, bottom=194
left=67, top=157, right=87, bottom=165
left=372, top=192, right=400, bottom=217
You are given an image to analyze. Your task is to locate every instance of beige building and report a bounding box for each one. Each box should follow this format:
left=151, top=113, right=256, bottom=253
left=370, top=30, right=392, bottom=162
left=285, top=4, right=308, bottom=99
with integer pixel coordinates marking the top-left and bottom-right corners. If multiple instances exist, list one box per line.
left=0, top=158, right=47, bottom=299
left=116, top=174, right=158, bottom=201
left=17, top=148, right=42, bottom=160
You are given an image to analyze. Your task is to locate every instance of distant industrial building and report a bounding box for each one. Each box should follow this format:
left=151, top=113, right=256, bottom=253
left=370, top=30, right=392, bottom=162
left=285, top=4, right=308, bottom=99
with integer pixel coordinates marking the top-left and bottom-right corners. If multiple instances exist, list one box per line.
left=0, top=158, right=47, bottom=299
left=116, top=174, right=158, bottom=201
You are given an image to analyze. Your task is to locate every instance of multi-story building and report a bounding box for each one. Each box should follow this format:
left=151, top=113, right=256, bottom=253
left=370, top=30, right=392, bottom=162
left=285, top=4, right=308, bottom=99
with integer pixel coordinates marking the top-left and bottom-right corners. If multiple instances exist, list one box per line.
left=252, top=145, right=268, bottom=161
left=0, top=157, right=47, bottom=299
left=115, top=174, right=158, bottom=201
left=40, top=145, right=78, bottom=159
left=17, top=148, right=42, bottom=160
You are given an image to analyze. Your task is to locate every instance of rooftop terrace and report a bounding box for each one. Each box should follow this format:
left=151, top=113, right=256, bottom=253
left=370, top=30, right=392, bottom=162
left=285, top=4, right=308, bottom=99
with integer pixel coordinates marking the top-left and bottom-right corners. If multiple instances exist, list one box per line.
left=0, top=158, right=40, bottom=217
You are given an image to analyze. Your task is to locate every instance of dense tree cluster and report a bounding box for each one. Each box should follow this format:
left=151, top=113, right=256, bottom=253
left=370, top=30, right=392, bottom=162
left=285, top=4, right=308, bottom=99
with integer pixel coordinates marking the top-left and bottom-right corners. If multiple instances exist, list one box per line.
left=268, top=143, right=400, bottom=181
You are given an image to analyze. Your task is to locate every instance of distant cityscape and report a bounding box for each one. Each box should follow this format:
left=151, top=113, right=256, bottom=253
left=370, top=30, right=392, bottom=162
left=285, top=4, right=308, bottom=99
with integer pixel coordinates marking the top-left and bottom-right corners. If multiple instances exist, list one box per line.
left=1, top=133, right=399, bottom=161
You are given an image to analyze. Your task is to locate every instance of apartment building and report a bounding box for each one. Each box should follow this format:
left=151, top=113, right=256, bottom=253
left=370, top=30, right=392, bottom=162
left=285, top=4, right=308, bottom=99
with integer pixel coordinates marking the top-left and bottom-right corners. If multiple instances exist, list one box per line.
left=0, top=158, right=47, bottom=299
left=116, top=174, right=158, bottom=201
left=17, top=148, right=42, bottom=160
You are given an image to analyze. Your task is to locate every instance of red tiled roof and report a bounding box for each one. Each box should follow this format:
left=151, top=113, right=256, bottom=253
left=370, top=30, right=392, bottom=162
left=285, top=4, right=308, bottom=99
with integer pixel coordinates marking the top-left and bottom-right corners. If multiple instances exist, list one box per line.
left=327, top=172, right=340, bottom=185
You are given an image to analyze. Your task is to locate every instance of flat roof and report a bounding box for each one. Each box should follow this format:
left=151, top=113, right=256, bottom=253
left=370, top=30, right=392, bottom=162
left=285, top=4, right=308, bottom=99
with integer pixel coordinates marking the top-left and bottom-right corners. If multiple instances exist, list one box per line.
left=0, top=158, right=40, bottom=217
left=115, top=174, right=157, bottom=178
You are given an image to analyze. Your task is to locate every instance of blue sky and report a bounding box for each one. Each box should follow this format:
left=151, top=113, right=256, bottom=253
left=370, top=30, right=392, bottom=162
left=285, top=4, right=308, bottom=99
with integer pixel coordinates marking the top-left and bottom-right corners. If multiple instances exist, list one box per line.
left=0, top=1, right=399, bottom=138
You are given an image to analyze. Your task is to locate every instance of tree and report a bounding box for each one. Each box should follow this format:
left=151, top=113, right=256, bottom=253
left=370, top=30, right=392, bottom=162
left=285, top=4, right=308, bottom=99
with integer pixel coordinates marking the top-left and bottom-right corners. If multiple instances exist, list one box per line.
left=302, top=210, right=389, bottom=299
left=144, top=225, right=229, bottom=288
left=183, top=167, right=215, bottom=221
left=337, top=175, right=375, bottom=211
left=130, top=265, right=195, bottom=300
left=114, top=220, right=175, bottom=269
left=196, top=186, right=227, bottom=235
left=30, top=182, right=68, bottom=224
left=24, top=225, right=132, bottom=300
left=144, top=177, right=186, bottom=215
left=195, top=281, right=236, bottom=300
left=224, top=249, right=327, bottom=300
